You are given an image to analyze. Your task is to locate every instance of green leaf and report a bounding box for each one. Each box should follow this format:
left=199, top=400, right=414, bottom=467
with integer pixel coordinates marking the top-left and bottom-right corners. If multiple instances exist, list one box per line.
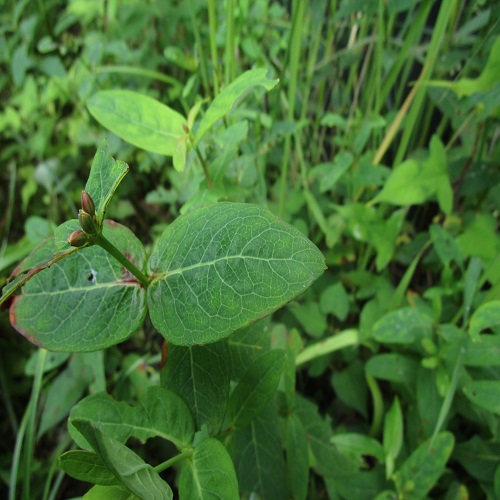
left=228, top=318, right=271, bottom=381
left=161, top=341, right=230, bottom=435
left=365, top=354, right=419, bottom=387
left=227, top=350, right=284, bottom=430
left=330, top=433, right=385, bottom=467
left=331, top=360, right=368, bottom=418
left=147, top=202, right=325, bottom=345
left=373, top=135, right=452, bottom=214
left=393, top=432, right=454, bottom=500
left=463, top=334, right=500, bottom=366
left=87, top=90, right=187, bottom=160
left=59, top=450, right=118, bottom=485
left=69, top=387, right=194, bottom=451
left=84, top=484, right=138, bottom=500
left=38, top=353, right=95, bottom=438
left=295, top=395, right=358, bottom=478
left=228, top=402, right=287, bottom=499
left=9, top=221, right=147, bottom=352
left=285, top=414, right=309, bottom=500
left=429, top=224, right=463, bottom=268
left=469, top=301, right=500, bottom=338
left=84, top=141, right=129, bottom=226
left=426, top=37, right=500, bottom=98
left=195, top=68, right=278, bottom=144
left=72, top=420, right=173, bottom=499
left=0, top=240, right=80, bottom=308
left=463, top=380, right=500, bottom=414
left=178, top=438, right=239, bottom=500
left=373, top=308, right=433, bottom=344
left=383, top=397, right=403, bottom=479
left=320, top=282, right=350, bottom=321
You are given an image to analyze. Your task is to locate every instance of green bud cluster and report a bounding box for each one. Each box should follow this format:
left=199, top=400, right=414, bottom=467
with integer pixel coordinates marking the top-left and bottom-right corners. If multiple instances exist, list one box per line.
left=67, top=229, right=88, bottom=247
left=78, top=191, right=98, bottom=236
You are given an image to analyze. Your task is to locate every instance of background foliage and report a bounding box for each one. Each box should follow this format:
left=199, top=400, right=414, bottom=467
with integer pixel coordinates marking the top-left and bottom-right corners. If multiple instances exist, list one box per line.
left=1, top=0, right=499, bottom=498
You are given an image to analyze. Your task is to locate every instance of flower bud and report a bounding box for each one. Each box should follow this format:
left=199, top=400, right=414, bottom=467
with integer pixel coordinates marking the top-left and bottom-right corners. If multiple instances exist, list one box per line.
left=78, top=209, right=98, bottom=235
left=81, top=190, right=96, bottom=217
left=67, top=229, right=88, bottom=247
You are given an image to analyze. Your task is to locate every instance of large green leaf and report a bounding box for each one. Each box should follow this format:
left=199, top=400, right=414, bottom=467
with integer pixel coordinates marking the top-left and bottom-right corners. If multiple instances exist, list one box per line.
left=178, top=438, right=239, bottom=499
left=87, top=90, right=186, bottom=159
left=161, top=341, right=230, bottom=435
left=10, top=221, right=147, bottom=351
left=72, top=420, right=173, bottom=499
left=194, top=68, right=278, bottom=144
left=69, top=387, right=194, bottom=451
left=147, top=202, right=325, bottom=345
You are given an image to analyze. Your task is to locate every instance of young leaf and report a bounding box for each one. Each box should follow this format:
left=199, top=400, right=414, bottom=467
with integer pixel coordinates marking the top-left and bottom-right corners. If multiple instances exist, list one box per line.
left=59, top=450, right=118, bottom=485
left=87, top=90, right=187, bottom=160
left=147, top=202, right=325, bottom=345
left=178, top=438, right=239, bottom=500
left=84, top=141, right=129, bottom=226
left=227, top=349, right=284, bottom=430
left=72, top=420, right=173, bottom=499
left=161, top=341, right=230, bottom=435
left=9, top=221, right=147, bottom=352
left=194, top=68, right=279, bottom=144
left=393, top=432, right=454, bottom=500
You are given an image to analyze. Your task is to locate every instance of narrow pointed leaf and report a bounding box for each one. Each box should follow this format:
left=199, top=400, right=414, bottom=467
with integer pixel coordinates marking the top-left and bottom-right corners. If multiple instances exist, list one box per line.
left=9, top=221, right=147, bottom=352
left=84, top=141, right=129, bottom=226
left=87, top=90, right=186, bottom=158
left=147, top=202, right=325, bottom=345
left=178, top=438, right=239, bottom=500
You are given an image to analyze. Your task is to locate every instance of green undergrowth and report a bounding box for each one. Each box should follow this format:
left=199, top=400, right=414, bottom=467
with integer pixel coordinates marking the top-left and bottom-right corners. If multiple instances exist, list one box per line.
left=1, top=0, right=499, bottom=498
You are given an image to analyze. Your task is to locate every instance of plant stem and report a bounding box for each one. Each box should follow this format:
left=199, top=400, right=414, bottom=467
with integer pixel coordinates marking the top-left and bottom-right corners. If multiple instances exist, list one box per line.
left=94, top=234, right=150, bottom=287
left=193, top=143, right=213, bottom=188
left=154, top=450, right=193, bottom=473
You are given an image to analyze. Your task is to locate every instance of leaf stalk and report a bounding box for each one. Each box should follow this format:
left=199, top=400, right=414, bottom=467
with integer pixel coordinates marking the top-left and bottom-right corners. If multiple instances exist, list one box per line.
left=93, top=234, right=150, bottom=288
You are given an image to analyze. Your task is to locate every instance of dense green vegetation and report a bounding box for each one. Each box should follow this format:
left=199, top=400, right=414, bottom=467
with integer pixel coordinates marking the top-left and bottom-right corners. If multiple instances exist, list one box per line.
left=1, top=0, right=499, bottom=498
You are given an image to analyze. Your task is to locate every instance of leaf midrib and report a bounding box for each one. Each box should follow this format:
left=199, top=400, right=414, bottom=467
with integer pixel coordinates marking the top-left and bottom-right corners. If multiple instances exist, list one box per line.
left=22, top=281, right=141, bottom=296
left=151, top=253, right=304, bottom=281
